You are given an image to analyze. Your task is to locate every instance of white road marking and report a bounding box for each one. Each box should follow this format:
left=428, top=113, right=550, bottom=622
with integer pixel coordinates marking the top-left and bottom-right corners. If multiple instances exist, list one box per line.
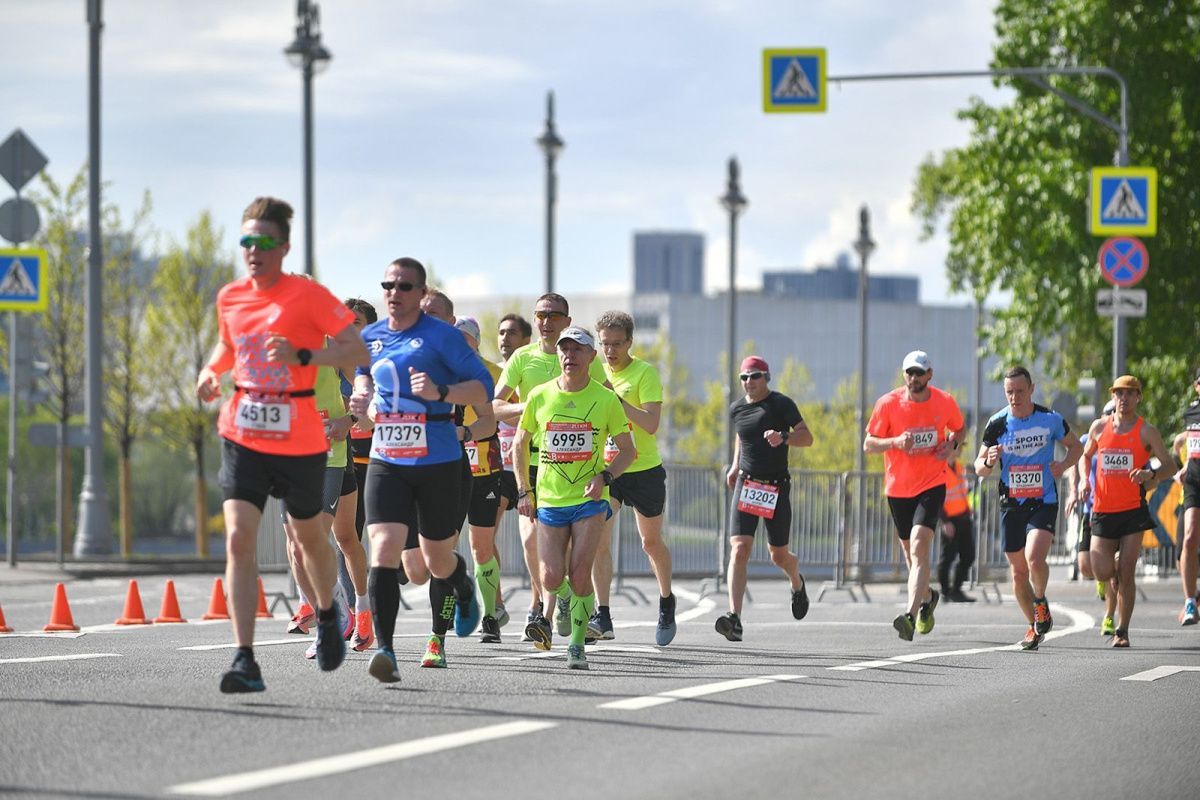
left=828, top=602, right=1093, bottom=671
left=598, top=674, right=806, bottom=711
left=1120, top=665, right=1200, bottom=682
left=164, top=719, right=557, bottom=796
left=178, top=638, right=313, bottom=651
left=0, top=653, right=121, bottom=664
left=0, top=631, right=87, bottom=639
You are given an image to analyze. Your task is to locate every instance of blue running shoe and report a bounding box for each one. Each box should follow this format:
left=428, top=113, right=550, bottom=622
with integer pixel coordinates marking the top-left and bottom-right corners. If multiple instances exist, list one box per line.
left=453, top=580, right=482, bottom=637
left=655, top=594, right=677, bottom=646
left=315, top=608, right=346, bottom=672
left=219, top=651, right=265, bottom=694
left=368, top=648, right=401, bottom=684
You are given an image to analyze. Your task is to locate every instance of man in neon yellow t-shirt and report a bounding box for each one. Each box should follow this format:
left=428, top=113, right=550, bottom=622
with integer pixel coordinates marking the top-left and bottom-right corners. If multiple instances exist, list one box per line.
left=514, top=326, right=635, bottom=670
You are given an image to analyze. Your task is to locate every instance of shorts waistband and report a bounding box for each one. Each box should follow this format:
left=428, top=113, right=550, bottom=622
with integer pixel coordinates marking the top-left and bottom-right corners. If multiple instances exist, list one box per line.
left=235, top=385, right=316, bottom=398
left=739, top=471, right=790, bottom=485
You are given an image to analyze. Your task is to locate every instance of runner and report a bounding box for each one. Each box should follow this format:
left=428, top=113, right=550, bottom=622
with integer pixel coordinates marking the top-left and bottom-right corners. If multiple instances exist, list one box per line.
left=349, top=257, right=494, bottom=682
left=498, top=313, right=532, bottom=362
left=975, top=366, right=1083, bottom=650
left=938, top=454, right=977, bottom=603
left=1066, top=400, right=1119, bottom=634
left=588, top=311, right=677, bottom=645
left=493, top=294, right=607, bottom=641
left=492, top=314, right=532, bottom=635
left=717, top=356, right=814, bottom=642
left=196, top=196, right=369, bottom=692
left=514, top=326, right=635, bottom=669
left=1080, top=375, right=1175, bottom=647
left=864, top=350, right=966, bottom=642
left=1170, top=369, right=1200, bottom=625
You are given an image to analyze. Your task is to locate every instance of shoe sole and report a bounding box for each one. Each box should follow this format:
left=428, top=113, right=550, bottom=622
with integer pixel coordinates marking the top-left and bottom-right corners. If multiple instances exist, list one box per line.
left=219, top=672, right=265, bottom=693
left=480, top=634, right=501, bottom=643
left=893, top=617, right=914, bottom=641
left=454, top=599, right=482, bottom=638
left=1180, top=614, right=1198, bottom=626
left=567, top=661, right=590, bottom=671
left=714, top=617, right=742, bottom=642
left=792, top=580, right=809, bottom=620
left=1020, top=635, right=1043, bottom=651
left=916, top=591, right=939, bottom=635
left=351, top=637, right=375, bottom=653
left=525, top=624, right=553, bottom=651
left=420, top=659, right=447, bottom=668
left=368, top=652, right=401, bottom=684
left=287, top=623, right=310, bottom=635
left=655, top=623, right=677, bottom=646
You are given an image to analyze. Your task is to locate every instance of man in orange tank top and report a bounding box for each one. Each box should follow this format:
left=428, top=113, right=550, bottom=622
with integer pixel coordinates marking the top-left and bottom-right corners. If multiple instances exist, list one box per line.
left=1079, top=375, right=1174, bottom=647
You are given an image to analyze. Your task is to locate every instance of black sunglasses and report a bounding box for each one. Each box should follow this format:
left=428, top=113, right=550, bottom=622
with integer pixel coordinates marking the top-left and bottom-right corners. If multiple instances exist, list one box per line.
left=906, top=368, right=928, bottom=377
left=381, top=280, right=420, bottom=292
left=739, top=371, right=765, bottom=381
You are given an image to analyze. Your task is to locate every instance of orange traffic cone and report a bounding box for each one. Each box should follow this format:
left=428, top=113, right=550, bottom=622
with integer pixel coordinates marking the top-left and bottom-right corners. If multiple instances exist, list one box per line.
left=43, top=582, right=80, bottom=632
left=115, top=579, right=152, bottom=625
left=255, top=577, right=272, bottom=618
left=201, top=577, right=230, bottom=620
left=0, top=602, right=13, bottom=633
left=153, top=580, right=187, bottom=623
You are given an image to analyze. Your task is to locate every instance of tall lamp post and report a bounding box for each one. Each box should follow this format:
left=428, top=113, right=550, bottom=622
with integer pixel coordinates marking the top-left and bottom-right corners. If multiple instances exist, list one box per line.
left=720, top=157, right=748, bottom=469
left=535, top=91, right=564, bottom=294
left=284, top=0, right=331, bottom=277
left=852, top=205, right=875, bottom=477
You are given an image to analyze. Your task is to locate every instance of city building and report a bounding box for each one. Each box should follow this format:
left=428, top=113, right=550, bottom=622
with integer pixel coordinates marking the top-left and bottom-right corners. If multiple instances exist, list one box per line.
left=633, top=231, right=704, bottom=295
left=763, top=251, right=919, bottom=303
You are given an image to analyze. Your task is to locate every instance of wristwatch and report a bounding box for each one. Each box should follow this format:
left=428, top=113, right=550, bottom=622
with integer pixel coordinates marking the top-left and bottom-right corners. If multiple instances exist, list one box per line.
left=601, top=469, right=614, bottom=485
left=437, top=383, right=449, bottom=402
left=296, top=348, right=312, bottom=366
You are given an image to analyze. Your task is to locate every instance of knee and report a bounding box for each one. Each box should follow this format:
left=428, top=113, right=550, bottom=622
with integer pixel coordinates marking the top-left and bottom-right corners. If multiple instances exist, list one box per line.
left=226, top=528, right=258, bottom=559
left=542, top=565, right=564, bottom=590
left=729, top=541, right=753, bottom=565
left=768, top=548, right=792, bottom=568
left=568, top=565, right=592, bottom=591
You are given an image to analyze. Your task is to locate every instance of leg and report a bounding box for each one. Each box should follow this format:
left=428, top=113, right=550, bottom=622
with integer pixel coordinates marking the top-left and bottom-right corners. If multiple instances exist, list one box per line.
left=906, top=526, right=934, bottom=617
left=288, top=512, right=338, bottom=611
left=953, top=518, right=976, bottom=592
left=635, top=509, right=673, bottom=599
left=1006, top=549, right=1035, bottom=625
left=333, top=489, right=369, bottom=599
left=284, top=516, right=318, bottom=613
left=727, top=535, right=754, bottom=615
left=767, top=544, right=802, bottom=590
left=937, top=522, right=955, bottom=594
left=518, top=513, right=544, bottom=611
left=591, top=500, right=616, bottom=606
left=1115, top=532, right=1142, bottom=631
left=223, top=499, right=263, bottom=648
left=1180, top=508, right=1200, bottom=600
left=567, top=513, right=606, bottom=646
left=1025, top=529, right=1053, bottom=600
left=537, top=522, right=571, bottom=602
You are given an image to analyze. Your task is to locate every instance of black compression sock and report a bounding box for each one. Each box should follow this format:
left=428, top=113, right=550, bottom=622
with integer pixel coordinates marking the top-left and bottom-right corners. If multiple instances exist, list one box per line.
left=430, top=578, right=455, bottom=637
left=448, top=552, right=473, bottom=600
left=369, top=566, right=401, bottom=652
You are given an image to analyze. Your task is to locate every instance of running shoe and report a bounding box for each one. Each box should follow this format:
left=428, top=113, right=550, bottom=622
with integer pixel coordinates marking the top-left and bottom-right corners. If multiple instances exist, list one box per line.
left=1180, top=598, right=1199, bottom=626
left=554, top=596, right=572, bottom=637
left=342, top=605, right=355, bottom=641
left=566, top=643, right=589, bottom=670
left=288, top=602, right=315, bottom=635
left=480, top=615, right=502, bottom=644
left=350, top=610, right=374, bottom=652
left=368, top=648, right=401, bottom=684
left=453, top=581, right=481, bottom=637
left=1096, top=580, right=1106, bottom=601
left=1112, top=629, right=1130, bottom=648
left=655, top=594, right=677, bottom=646
left=1019, top=627, right=1043, bottom=651
left=715, top=611, right=743, bottom=642
left=521, top=607, right=541, bottom=642
left=916, top=589, right=939, bottom=635
left=586, top=609, right=614, bottom=642
left=420, top=635, right=447, bottom=668
left=525, top=613, right=553, bottom=651
left=304, top=639, right=318, bottom=660
left=948, top=588, right=977, bottom=603
left=791, top=577, right=810, bottom=620
left=219, top=651, right=265, bottom=694
left=893, top=612, right=915, bottom=642
left=315, top=608, right=346, bottom=672
left=1101, top=615, right=1116, bottom=636
left=495, top=603, right=510, bottom=629
left=1033, top=598, right=1053, bottom=635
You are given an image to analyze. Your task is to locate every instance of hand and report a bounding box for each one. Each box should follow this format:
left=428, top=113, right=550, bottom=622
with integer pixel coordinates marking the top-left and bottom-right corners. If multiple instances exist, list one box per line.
left=1129, top=467, right=1150, bottom=485
left=584, top=474, right=605, bottom=500
left=265, top=335, right=298, bottom=364
left=348, top=389, right=370, bottom=418
left=517, top=493, right=536, bottom=519
left=764, top=429, right=785, bottom=448
left=984, top=445, right=1002, bottom=467
left=1064, top=492, right=1078, bottom=515
left=933, top=438, right=953, bottom=461
left=325, top=415, right=353, bottom=442
left=726, top=466, right=738, bottom=490
left=895, top=431, right=915, bottom=452
left=1175, top=467, right=1187, bottom=485
left=941, top=521, right=955, bottom=539
left=1049, top=459, right=1069, bottom=479
left=196, top=367, right=222, bottom=402
left=408, top=366, right=438, bottom=400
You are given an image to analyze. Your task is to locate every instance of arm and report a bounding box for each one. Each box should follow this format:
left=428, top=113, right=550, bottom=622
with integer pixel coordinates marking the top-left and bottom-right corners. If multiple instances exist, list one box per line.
left=348, top=373, right=375, bottom=427
left=865, top=431, right=912, bottom=455
left=726, top=437, right=742, bottom=489
left=265, top=323, right=370, bottom=372
left=408, top=368, right=487, bottom=406
left=620, top=398, right=662, bottom=436
left=1051, top=434, right=1085, bottom=479
left=764, top=421, right=813, bottom=449
left=934, top=424, right=968, bottom=461
left=973, top=444, right=999, bottom=477
left=461, top=401, right=497, bottom=443
left=1077, top=420, right=1102, bottom=504
left=1138, top=422, right=1178, bottom=487
left=492, top=382, right=525, bottom=424
left=196, top=339, right=234, bottom=401
left=513, top=427, right=535, bottom=518
left=585, top=431, right=636, bottom=500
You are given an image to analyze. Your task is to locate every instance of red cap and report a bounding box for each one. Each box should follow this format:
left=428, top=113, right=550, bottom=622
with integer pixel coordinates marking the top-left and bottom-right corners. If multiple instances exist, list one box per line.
left=740, top=356, right=769, bottom=373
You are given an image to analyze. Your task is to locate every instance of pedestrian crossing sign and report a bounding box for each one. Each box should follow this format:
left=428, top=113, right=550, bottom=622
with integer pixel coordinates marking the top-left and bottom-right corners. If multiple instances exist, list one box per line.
left=1090, top=166, right=1157, bottom=237
left=0, top=248, right=48, bottom=312
left=763, top=48, right=826, bottom=113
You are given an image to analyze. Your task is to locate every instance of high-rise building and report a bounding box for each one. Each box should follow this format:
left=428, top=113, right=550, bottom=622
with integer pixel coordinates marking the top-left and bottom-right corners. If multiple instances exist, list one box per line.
left=633, top=231, right=704, bottom=295
left=763, top=251, right=919, bottom=303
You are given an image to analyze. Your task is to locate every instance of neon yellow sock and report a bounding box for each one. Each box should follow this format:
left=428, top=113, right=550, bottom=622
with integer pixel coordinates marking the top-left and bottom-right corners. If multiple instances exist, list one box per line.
left=550, top=578, right=572, bottom=600
left=475, top=556, right=500, bottom=617
left=570, top=592, right=595, bottom=646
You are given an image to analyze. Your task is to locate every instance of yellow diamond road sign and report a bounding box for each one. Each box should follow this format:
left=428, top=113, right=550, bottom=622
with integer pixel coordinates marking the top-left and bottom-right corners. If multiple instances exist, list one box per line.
left=763, top=48, right=826, bottom=113
left=0, top=248, right=48, bottom=312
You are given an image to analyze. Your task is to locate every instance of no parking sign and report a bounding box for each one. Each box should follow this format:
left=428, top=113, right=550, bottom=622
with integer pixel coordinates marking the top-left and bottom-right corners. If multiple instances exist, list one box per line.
left=1098, top=237, right=1148, bottom=288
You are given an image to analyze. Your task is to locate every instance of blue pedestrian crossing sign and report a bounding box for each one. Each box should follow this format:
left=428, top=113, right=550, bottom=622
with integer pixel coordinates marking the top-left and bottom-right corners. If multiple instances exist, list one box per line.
left=0, top=248, right=48, bottom=312
left=763, top=48, right=826, bottom=113
left=1090, top=166, right=1157, bottom=236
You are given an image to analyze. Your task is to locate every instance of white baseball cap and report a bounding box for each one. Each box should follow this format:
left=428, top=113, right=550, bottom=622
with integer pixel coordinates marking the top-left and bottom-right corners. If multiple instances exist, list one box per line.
left=556, top=326, right=595, bottom=349
left=902, top=350, right=932, bottom=372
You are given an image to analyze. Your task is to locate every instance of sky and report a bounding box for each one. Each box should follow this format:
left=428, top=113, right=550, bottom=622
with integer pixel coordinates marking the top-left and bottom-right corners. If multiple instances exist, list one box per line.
left=0, top=0, right=1013, bottom=307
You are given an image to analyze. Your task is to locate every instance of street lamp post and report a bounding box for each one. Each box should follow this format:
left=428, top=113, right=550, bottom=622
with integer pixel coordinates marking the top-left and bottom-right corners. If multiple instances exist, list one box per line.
left=720, top=157, right=748, bottom=470
left=535, top=91, right=564, bottom=294
left=852, top=205, right=875, bottom=477
left=284, top=0, right=331, bottom=277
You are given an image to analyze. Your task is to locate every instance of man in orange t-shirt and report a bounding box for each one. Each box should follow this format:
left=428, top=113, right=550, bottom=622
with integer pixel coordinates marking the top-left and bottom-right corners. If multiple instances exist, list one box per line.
left=864, top=350, right=966, bottom=641
left=195, top=196, right=369, bottom=693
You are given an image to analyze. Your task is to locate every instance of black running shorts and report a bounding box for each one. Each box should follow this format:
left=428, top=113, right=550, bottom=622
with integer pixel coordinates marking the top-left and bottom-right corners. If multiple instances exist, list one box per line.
left=886, top=485, right=946, bottom=541
left=610, top=464, right=667, bottom=518
left=219, top=438, right=325, bottom=520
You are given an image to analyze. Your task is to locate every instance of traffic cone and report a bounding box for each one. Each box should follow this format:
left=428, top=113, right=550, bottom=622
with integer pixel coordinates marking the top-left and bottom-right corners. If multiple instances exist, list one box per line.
left=115, top=579, right=151, bottom=625
left=0, top=602, right=13, bottom=633
left=153, top=580, right=187, bottom=623
left=256, top=577, right=272, bottom=618
left=201, top=577, right=230, bottom=620
left=43, top=583, right=80, bottom=632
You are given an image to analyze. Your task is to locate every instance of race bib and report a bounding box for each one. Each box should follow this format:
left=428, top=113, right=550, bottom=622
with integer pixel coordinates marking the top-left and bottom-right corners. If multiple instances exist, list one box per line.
left=604, top=436, right=619, bottom=464
left=544, top=421, right=593, bottom=462
left=737, top=480, right=780, bottom=519
left=909, top=427, right=938, bottom=453
left=465, top=440, right=481, bottom=473
left=236, top=394, right=291, bottom=440
left=1100, top=449, right=1133, bottom=475
left=498, top=427, right=516, bottom=470
left=1187, top=432, right=1200, bottom=460
left=372, top=412, right=428, bottom=459
left=1008, top=464, right=1044, bottom=499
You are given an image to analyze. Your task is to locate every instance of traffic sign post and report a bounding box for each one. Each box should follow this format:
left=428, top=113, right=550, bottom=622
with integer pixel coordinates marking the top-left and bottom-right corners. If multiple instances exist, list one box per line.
left=1090, top=166, right=1157, bottom=237
left=762, top=48, right=826, bottom=113
left=1098, top=237, right=1148, bottom=287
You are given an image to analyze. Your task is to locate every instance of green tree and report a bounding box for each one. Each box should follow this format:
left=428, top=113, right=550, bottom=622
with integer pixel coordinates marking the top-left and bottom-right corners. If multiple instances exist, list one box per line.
left=102, top=190, right=154, bottom=557
left=143, top=212, right=234, bottom=557
left=913, top=0, right=1200, bottom=431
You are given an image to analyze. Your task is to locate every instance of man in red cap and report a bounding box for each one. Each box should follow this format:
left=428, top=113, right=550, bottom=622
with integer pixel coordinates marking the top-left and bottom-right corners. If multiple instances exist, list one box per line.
left=717, top=355, right=814, bottom=642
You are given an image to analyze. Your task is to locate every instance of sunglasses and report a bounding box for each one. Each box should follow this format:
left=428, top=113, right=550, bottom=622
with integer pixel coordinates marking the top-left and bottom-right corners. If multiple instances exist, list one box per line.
left=906, top=368, right=928, bottom=377
left=739, top=371, right=764, bottom=381
left=381, top=280, right=420, bottom=292
left=239, top=234, right=282, bottom=251
left=534, top=310, right=567, bottom=320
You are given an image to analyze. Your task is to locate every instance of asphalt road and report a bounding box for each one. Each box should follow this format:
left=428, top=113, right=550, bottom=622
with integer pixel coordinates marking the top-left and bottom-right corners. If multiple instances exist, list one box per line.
left=1, top=570, right=1198, bottom=799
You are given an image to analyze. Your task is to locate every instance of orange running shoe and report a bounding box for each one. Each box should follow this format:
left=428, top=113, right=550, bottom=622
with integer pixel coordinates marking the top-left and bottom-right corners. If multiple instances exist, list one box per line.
left=288, top=602, right=315, bottom=635
left=351, top=610, right=375, bottom=652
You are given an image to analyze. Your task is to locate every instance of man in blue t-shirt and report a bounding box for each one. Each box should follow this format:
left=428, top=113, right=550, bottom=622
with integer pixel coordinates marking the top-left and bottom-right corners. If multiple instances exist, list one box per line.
left=974, top=366, right=1082, bottom=650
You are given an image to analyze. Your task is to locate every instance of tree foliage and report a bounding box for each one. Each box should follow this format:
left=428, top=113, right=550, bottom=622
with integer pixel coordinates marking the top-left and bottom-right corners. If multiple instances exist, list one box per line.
left=913, top=0, right=1200, bottom=430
